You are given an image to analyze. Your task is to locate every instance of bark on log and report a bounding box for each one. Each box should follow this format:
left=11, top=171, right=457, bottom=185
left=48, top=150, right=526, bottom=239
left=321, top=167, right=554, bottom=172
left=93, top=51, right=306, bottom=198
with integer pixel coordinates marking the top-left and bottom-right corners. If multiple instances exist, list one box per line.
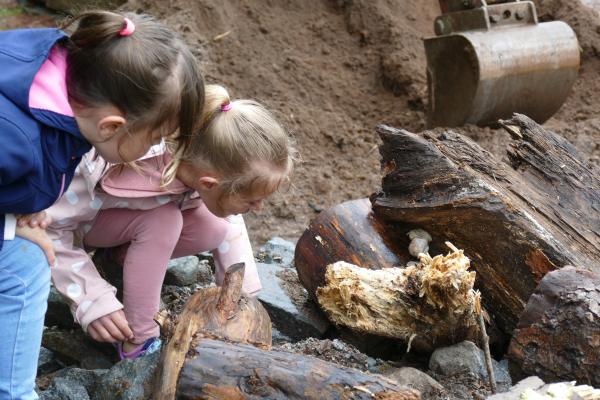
left=370, top=114, right=600, bottom=333
left=176, top=338, right=421, bottom=399
left=295, top=198, right=413, bottom=297
left=507, top=266, right=600, bottom=386
left=153, top=263, right=272, bottom=400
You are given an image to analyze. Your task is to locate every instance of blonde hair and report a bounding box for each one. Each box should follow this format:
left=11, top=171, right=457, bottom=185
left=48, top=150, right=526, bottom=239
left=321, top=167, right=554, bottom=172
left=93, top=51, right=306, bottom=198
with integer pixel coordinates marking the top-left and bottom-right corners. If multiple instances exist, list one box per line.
left=163, top=85, right=295, bottom=197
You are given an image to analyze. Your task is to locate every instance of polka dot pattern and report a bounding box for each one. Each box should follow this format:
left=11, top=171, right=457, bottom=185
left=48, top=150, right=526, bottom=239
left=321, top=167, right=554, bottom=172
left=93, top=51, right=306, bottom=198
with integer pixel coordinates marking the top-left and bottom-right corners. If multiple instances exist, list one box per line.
left=71, top=261, right=85, bottom=273
left=218, top=241, right=230, bottom=254
left=79, top=300, right=92, bottom=313
left=65, top=190, right=79, bottom=205
left=156, top=195, right=170, bottom=205
left=89, top=197, right=103, bottom=210
left=67, top=283, right=82, bottom=299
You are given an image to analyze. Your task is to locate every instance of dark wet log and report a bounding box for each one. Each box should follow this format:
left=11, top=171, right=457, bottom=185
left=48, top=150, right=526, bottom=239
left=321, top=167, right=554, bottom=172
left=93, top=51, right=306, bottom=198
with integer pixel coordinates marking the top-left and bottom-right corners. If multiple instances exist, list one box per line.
left=153, top=263, right=272, bottom=400
left=371, top=114, right=600, bottom=333
left=507, top=266, right=600, bottom=386
left=295, top=198, right=412, bottom=297
left=176, top=338, right=421, bottom=399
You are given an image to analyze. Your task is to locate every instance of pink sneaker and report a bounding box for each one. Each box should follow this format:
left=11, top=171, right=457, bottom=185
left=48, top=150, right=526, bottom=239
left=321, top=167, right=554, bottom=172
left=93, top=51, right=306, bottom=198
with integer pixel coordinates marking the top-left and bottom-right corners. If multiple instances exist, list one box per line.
left=117, top=337, right=161, bottom=360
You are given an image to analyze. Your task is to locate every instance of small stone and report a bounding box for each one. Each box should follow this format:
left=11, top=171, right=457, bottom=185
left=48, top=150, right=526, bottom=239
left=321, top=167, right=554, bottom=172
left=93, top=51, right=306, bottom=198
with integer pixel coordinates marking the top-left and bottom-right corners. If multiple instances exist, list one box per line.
left=165, top=256, right=212, bottom=286
left=385, top=367, right=446, bottom=397
left=257, top=237, right=296, bottom=267
left=487, top=376, right=545, bottom=399
left=38, top=347, right=62, bottom=375
left=92, top=351, right=159, bottom=400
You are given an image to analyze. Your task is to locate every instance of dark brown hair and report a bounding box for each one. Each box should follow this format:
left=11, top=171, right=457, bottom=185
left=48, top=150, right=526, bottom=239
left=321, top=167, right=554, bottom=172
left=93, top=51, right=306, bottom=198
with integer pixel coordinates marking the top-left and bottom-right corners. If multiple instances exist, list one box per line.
left=62, top=11, right=204, bottom=155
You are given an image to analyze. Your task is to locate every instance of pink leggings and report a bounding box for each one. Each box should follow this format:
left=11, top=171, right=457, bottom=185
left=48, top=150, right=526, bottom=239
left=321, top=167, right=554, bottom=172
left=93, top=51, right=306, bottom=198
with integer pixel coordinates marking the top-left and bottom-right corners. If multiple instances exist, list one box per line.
left=83, top=203, right=230, bottom=343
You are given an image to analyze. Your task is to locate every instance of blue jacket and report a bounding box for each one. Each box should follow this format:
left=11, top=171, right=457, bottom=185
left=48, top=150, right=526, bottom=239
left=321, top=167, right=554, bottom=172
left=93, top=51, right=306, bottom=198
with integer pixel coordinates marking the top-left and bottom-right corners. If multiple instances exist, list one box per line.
left=0, top=28, right=91, bottom=250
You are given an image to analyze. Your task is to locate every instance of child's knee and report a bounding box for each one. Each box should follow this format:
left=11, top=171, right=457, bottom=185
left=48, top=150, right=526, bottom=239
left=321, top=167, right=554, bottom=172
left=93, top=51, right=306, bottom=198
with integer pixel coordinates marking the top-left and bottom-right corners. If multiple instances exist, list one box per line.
left=138, top=204, right=184, bottom=241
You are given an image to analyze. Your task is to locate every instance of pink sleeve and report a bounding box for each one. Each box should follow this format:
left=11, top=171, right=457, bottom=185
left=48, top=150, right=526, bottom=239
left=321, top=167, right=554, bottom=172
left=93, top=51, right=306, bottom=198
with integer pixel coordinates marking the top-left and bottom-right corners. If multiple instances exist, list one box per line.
left=48, top=222, right=123, bottom=333
left=212, top=215, right=262, bottom=296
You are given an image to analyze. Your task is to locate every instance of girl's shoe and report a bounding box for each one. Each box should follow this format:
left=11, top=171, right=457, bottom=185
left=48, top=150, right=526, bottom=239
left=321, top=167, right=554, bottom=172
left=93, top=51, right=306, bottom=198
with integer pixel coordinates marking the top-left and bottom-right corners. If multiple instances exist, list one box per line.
left=117, top=337, right=161, bottom=360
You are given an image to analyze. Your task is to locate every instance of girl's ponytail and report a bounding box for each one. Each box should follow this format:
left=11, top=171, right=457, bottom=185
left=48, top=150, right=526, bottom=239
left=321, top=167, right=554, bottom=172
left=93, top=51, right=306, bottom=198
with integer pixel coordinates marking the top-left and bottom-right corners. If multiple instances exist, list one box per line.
left=63, top=11, right=204, bottom=166
left=162, top=84, right=232, bottom=186
left=64, top=11, right=132, bottom=48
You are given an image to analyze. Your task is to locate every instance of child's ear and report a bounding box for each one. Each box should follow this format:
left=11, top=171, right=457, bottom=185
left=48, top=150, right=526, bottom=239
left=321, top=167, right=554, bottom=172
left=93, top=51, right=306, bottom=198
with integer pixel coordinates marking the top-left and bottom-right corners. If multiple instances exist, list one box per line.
left=198, top=176, right=219, bottom=190
left=97, top=116, right=127, bottom=140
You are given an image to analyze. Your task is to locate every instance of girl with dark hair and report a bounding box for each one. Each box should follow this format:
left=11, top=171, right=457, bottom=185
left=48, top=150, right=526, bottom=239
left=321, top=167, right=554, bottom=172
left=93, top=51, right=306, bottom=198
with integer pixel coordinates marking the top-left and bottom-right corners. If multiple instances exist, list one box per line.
left=0, top=11, right=204, bottom=398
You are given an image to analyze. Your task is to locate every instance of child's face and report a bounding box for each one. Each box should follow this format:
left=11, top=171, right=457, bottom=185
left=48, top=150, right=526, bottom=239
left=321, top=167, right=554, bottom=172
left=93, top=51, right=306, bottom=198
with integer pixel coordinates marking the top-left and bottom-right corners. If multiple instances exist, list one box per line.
left=202, top=187, right=272, bottom=218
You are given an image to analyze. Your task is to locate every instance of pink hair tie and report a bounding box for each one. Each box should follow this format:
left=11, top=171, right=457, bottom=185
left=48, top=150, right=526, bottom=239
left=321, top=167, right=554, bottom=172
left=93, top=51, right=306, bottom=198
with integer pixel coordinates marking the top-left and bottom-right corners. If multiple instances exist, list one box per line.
left=119, top=17, right=135, bottom=37
left=221, top=102, right=232, bottom=112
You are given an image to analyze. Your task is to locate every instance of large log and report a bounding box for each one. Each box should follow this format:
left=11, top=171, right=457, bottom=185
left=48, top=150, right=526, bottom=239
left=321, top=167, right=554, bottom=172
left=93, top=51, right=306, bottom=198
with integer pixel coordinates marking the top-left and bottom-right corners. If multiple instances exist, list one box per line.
left=176, top=338, right=421, bottom=399
left=507, top=266, right=600, bottom=386
left=370, top=114, right=600, bottom=333
left=295, top=198, right=413, bottom=297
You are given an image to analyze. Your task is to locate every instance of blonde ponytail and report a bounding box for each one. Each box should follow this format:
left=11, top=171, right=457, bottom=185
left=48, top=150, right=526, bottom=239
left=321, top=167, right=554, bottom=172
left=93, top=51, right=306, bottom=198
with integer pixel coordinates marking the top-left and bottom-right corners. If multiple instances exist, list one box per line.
left=169, top=84, right=295, bottom=196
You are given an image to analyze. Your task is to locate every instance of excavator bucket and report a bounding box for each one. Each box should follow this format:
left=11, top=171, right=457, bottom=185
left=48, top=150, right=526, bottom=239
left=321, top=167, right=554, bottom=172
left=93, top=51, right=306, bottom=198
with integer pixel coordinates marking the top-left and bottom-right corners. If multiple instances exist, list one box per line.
left=424, top=0, right=580, bottom=128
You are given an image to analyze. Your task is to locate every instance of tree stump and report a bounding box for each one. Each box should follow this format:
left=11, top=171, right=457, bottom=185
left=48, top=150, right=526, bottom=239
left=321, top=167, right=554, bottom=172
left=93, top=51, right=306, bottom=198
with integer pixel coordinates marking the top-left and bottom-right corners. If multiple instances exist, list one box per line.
left=370, top=114, right=600, bottom=333
left=153, top=263, right=272, bottom=399
left=507, top=266, right=600, bottom=386
left=176, top=338, right=421, bottom=400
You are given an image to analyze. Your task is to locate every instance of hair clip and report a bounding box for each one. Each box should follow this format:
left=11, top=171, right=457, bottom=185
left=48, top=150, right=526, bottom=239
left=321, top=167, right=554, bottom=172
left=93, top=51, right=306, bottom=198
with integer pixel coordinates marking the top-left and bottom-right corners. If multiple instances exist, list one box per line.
left=119, top=17, right=135, bottom=37
left=221, top=102, right=232, bottom=112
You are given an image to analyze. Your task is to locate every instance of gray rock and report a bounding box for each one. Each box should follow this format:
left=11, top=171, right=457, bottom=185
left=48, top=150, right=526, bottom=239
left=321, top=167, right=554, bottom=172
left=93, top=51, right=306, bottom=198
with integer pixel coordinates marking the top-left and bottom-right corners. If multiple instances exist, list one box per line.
left=165, top=256, right=213, bottom=286
left=40, top=377, right=90, bottom=400
left=54, top=367, right=108, bottom=394
left=257, top=261, right=330, bottom=341
left=429, top=341, right=512, bottom=386
left=45, top=285, right=77, bottom=329
left=92, top=351, right=159, bottom=400
left=271, top=325, right=294, bottom=345
left=38, top=347, right=62, bottom=375
left=385, top=367, right=446, bottom=397
left=42, top=328, right=113, bottom=369
left=487, top=376, right=545, bottom=399
left=257, top=237, right=296, bottom=266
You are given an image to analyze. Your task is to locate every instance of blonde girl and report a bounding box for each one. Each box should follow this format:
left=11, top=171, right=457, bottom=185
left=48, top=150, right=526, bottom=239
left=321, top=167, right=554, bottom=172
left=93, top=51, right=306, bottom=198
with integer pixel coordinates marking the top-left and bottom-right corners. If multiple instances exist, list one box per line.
left=48, top=85, right=294, bottom=359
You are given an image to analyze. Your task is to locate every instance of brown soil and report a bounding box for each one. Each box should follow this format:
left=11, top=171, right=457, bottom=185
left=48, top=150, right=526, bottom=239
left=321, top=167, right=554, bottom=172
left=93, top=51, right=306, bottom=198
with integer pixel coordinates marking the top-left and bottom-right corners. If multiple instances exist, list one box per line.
left=3, top=0, right=599, bottom=246
left=120, top=0, right=600, bottom=246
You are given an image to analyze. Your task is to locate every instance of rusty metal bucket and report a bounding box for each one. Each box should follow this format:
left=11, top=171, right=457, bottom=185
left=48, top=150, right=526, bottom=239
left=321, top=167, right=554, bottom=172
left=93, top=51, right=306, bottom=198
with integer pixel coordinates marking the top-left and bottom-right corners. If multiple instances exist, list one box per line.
left=424, top=1, right=580, bottom=128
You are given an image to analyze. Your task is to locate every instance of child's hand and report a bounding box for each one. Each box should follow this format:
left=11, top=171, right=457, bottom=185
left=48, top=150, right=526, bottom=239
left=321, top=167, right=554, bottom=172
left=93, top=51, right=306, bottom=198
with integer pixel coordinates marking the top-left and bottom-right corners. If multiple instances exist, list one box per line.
left=15, top=225, right=55, bottom=265
left=88, top=310, right=134, bottom=343
left=16, top=211, right=52, bottom=229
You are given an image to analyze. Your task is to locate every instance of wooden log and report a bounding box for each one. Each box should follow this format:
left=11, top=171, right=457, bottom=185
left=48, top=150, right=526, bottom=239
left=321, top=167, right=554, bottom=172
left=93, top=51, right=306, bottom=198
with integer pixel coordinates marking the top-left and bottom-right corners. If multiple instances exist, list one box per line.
left=176, top=338, right=421, bottom=399
left=295, top=198, right=413, bottom=297
left=153, top=263, right=272, bottom=400
left=507, top=266, right=600, bottom=386
left=370, top=114, right=600, bottom=333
